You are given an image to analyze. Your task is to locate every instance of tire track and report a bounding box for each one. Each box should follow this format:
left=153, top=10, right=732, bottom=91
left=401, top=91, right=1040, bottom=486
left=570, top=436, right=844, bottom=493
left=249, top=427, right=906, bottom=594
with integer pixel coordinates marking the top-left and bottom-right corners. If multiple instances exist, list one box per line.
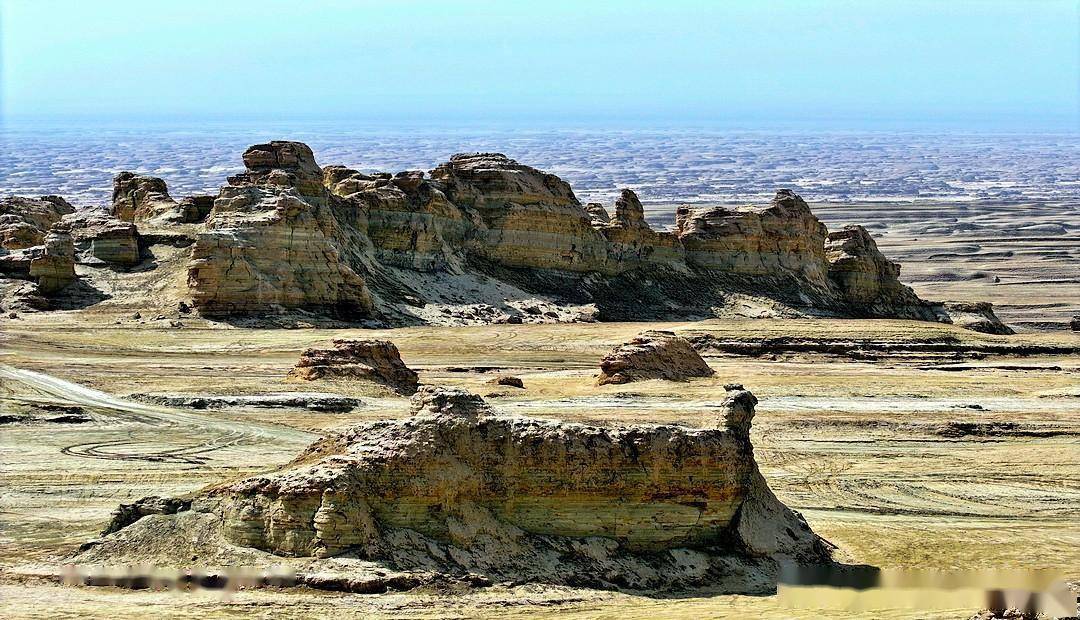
left=0, top=365, right=313, bottom=464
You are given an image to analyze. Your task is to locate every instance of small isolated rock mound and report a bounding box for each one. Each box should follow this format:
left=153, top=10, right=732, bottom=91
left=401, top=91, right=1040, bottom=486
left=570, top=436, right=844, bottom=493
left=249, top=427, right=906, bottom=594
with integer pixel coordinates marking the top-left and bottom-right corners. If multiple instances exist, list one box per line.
left=487, top=374, right=524, bottom=388
left=288, top=339, right=419, bottom=394
left=598, top=330, right=715, bottom=385
left=83, top=386, right=829, bottom=591
left=939, top=301, right=1014, bottom=335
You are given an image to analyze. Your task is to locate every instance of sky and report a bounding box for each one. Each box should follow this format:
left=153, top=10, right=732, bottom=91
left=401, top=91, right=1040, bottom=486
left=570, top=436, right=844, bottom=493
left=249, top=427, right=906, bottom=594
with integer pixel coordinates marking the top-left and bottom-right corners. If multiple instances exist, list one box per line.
left=1, top=0, right=1077, bottom=130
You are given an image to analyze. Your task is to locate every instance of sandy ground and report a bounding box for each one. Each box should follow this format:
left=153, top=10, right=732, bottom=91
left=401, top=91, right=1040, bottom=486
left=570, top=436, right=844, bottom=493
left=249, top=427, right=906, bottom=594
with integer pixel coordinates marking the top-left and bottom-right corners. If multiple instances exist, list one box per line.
left=1, top=314, right=1077, bottom=618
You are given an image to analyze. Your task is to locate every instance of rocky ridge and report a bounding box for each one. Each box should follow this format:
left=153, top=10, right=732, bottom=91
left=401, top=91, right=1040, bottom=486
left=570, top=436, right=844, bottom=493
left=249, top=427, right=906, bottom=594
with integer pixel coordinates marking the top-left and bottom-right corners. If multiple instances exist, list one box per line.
left=76, top=385, right=831, bottom=592
left=1, top=140, right=1013, bottom=332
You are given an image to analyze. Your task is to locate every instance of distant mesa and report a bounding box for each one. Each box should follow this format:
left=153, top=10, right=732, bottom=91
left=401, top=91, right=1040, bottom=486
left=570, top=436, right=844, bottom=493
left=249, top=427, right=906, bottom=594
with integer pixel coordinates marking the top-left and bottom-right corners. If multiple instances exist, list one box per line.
left=0, top=139, right=1012, bottom=333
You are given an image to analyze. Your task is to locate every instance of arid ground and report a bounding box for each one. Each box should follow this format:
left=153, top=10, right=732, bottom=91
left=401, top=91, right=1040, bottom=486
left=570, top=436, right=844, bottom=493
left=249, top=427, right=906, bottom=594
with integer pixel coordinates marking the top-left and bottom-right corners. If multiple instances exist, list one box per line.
left=1, top=199, right=1077, bottom=618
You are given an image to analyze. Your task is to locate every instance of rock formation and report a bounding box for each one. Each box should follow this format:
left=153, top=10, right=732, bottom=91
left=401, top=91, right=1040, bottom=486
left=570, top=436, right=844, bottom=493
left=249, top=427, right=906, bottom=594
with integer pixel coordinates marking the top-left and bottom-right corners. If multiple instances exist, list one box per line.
left=187, top=180, right=373, bottom=317
left=431, top=153, right=611, bottom=272
left=112, top=172, right=178, bottom=222
left=27, top=225, right=77, bottom=294
left=288, top=339, right=419, bottom=394
left=598, top=330, right=715, bottom=385
left=674, top=190, right=829, bottom=283
left=2, top=141, right=1015, bottom=333
left=937, top=301, right=1015, bottom=335
left=0, top=196, right=74, bottom=250
left=80, top=385, right=829, bottom=591
left=64, top=210, right=141, bottom=267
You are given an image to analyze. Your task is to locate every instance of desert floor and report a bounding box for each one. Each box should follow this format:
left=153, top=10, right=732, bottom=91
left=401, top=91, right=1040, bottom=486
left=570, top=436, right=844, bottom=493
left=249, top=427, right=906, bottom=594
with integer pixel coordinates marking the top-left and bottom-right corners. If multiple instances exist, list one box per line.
left=2, top=311, right=1077, bottom=618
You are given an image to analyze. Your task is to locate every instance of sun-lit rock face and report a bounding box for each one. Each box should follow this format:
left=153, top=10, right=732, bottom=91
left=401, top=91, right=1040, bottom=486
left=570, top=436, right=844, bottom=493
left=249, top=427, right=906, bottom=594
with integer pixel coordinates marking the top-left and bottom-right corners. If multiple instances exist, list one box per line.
left=327, top=166, right=479, bottom=271
left=598, top=330, right=715, bottom=385
left=212, top=385, right=824, bottom=565
left=112, top=172, right=179, bottom=222
left=64, top=210, right=141, bottom=267
left=675, top=190, right=830, bottom=284
left=187, top=185, right=372, bottom=318
left=28, top=225, right=77, bottom=294
left=0, top=196, right=74, bottom=250
left=597, top=189, right=686, bottom=270
left=430, top=153, right=611, bottom=272
left=287, top=338, right=419, bottom=394
left=231, top=141, right=326, bottom=199
left=824, top=225, right=908, bottom=304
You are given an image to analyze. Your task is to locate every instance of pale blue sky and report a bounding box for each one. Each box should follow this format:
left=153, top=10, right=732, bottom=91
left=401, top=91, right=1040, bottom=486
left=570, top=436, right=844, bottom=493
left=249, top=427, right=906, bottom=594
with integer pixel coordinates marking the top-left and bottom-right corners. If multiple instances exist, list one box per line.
left=1, top=0, right=1077, bottom=129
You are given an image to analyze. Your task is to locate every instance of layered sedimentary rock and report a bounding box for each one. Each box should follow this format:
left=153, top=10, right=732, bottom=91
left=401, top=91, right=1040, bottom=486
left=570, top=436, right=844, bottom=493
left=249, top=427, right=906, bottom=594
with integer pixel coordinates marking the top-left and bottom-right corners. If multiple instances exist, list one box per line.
left=27, top=226, right=77, bottom=294
left=232, top=141, right=326, bottom=198
left=598, top=190, right=685, bottom=270
left=674, top=190, right=829, bottom=283
left=598, top=330, right=715, bottom=385
left=431, top=153, right=610, bottom=272
left=5, top=140, right=1012, bottom=332
left=112, top=172, right=178, bottom=222
left=187, top=180, right=372, bottom=317
left=288, top=339, right=419, bottom=394
left=64, top=211, right=141, bottom=267
left=87, top=385, right=827, bottom=590
left=326, top=166, right=478, bottom=271
left=0, top=196, right=74, bottom=250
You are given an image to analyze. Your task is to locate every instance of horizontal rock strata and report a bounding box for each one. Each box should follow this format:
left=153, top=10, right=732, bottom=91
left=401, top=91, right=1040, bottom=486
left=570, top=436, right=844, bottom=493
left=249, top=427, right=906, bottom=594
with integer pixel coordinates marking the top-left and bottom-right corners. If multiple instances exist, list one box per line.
left=3, top=140, right=1013, bottom=332
left=84, top=385, right=829, bottom=590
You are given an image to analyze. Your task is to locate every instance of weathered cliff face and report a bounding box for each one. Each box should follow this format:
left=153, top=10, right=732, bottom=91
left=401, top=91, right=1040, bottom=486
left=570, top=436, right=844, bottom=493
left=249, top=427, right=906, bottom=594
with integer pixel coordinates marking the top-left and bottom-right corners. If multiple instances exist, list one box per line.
left=4, top=140, right=1010, bottom=331
left=187, top=183, right=373, bottom=318
left=675, top=190, right=829, bottom=285
left=327, top=167, right=478, bottom=271
left=64, top=210, right=142, bottom=268
left=112, top=172, right=179, bottom=222
left=825, top=225, right=908, bottom=305
left=597, top=189, right=686, bottom=270
left=28, top=226, right=77, bottom=294
left=431, top=153, right=610, bottom=272
left=85, top=385, right=827, bottom=590
left=232, top=141, right=326, bottom=198
left=0, top=196, right=74, bottom=250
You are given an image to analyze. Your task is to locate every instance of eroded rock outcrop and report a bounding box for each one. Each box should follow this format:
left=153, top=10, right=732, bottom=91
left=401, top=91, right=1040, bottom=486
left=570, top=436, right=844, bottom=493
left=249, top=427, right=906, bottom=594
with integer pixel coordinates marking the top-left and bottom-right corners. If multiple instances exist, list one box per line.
left=0, top=196, right=74, bottom=250
left=675, top=190, right=829, bottom=284
left=112, top=172, right=179, bottom=222
left=188, top=185, right=372, bottom=317
left=825, top=225, right=914, bottom=306
left=598, top=330, right=715, bottom=385
left=64, top=210, right=141, bottom=267
left=431, top=153, right=610, bottom=272
left=28, top=225, right=77, bottom=294
left=938, top=301, right=1015, bottom=335
left=83, top=386, right=828, bottom=591
left=288, top=339, right=419, bottom=394
left=8, top=141, right=1012, bottom=331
